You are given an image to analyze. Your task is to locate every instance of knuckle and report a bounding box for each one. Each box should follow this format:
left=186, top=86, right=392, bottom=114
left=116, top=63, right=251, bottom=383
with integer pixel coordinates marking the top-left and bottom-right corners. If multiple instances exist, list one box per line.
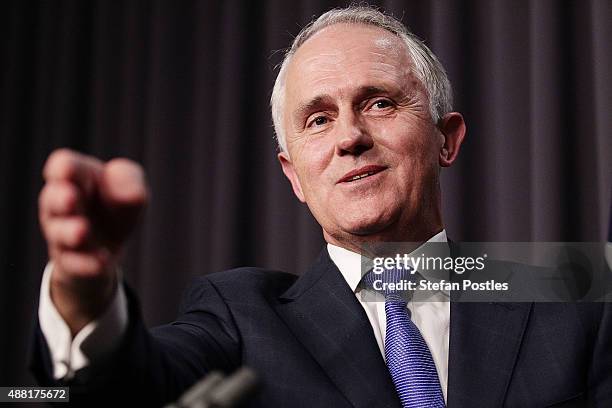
left=38, top=183, right=51, bottom=210
left=42, top=220, right=59, bottom=244
left=43, top=181, right=80, bottom=214
left=60, top=219, right=84, bottom=247
left=69, top=218, right=89, bottom=246
left=53, top=148, right=77, bottom=163
left=58, top=182, right=78, bottom=209
left=44, top=149, right=76, bottom=180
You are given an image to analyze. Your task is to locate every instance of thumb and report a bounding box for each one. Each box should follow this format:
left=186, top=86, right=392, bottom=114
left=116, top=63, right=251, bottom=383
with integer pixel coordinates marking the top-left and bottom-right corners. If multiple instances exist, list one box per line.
left=99, top=158, right=148, bottom=207
left=95, top=158, right=148, bottom=246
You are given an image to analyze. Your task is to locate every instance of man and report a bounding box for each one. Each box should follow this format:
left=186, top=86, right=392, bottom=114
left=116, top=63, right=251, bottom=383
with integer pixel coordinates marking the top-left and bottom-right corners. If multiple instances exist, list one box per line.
left=32, top=6, right=611, bottom=407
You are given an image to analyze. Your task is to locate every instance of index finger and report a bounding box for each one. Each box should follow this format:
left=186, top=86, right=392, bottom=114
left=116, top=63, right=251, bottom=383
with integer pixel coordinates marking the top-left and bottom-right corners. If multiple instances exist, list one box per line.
left=43, top=148, right=104, bottom=197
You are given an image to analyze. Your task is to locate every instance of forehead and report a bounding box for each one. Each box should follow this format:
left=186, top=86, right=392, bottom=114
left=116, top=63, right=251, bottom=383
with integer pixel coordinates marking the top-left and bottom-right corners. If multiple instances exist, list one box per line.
left=284, top=23, right=413, bottom=103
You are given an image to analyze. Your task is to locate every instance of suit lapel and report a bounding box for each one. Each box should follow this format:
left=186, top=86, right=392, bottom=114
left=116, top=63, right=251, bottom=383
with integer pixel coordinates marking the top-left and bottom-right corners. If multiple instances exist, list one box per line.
left=447, top=301, right=532, bottom=407
left=275, top=250, right=401, bottom=408
left=446, top=243, right=533, bottom=407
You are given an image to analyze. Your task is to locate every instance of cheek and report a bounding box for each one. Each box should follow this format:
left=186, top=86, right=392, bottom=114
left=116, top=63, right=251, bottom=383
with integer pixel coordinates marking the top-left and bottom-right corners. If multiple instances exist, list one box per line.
left=292, top=139, right=334, bottom=181
left=373, top=123, right=440, bottom=186
left=374, top=120, right=437, bottom=160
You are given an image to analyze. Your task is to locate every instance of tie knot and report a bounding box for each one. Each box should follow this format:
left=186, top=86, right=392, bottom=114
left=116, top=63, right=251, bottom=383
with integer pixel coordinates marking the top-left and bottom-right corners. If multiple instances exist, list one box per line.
left=361, top=266, right=416, bottom=302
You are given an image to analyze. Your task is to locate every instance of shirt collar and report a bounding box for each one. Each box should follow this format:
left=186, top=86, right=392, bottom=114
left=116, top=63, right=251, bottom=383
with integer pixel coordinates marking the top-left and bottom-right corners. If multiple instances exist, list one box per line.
left=327, top=229, right=448, bottom=293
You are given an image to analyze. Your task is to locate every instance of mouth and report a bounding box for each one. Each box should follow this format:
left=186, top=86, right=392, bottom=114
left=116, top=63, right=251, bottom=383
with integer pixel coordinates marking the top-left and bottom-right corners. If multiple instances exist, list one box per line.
left=337, top=165, right=388, bottom=184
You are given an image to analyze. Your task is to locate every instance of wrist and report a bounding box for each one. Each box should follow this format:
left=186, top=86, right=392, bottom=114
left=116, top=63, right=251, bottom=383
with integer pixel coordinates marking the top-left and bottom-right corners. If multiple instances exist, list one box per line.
left=49, top=268, right=118, bottom=336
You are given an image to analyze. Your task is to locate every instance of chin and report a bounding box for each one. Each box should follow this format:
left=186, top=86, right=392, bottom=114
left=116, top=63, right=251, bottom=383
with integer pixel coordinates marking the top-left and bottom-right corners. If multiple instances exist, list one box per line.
left=337, top=211, right=397, bottom=237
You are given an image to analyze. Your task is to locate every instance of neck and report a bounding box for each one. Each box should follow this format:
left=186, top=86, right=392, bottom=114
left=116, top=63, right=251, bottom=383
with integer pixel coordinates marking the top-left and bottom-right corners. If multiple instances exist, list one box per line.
left=323, top=219, right=444, bottom=257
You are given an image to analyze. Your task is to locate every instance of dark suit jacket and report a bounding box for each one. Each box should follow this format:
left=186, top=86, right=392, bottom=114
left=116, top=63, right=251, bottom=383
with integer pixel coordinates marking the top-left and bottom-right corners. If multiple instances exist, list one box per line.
left=31, top=249, right=612, bottom=407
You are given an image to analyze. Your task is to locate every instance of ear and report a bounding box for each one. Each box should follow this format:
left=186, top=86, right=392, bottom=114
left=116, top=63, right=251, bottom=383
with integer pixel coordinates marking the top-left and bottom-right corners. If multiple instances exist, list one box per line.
left=438, top=112, right=466, bottom=167
left=278, top=151, right=306, bottom=203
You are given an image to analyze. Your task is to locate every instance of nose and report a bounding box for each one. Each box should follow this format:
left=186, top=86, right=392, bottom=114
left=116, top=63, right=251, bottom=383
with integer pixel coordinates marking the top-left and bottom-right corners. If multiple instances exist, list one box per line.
left=335, top=110, right=374, bottom=156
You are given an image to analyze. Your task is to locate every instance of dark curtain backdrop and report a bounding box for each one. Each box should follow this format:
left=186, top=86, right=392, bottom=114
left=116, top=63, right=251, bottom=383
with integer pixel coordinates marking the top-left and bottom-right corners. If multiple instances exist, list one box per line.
left=1, top=0, right=610, bottom=387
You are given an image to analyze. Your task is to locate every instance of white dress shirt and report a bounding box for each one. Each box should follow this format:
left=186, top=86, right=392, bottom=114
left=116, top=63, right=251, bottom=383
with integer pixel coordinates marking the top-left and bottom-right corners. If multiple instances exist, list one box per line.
left=38, top=263, right=128, bottom=379
left=327, top=229, right=450, bottom=402
left=39, top=230, right=449, bottom=403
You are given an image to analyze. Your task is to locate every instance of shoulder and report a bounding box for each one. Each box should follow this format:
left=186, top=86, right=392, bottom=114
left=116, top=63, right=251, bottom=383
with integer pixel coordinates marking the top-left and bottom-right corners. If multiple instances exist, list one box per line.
left=184, top=267, right=299, bottom=304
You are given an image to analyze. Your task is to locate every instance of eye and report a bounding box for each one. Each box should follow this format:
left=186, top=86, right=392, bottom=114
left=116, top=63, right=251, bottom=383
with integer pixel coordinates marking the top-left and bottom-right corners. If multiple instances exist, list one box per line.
left=307, top=115, right=329, bottom=128
left=314, top=116, right=328, bottom=125
left=371, top=99, right=393, bottom=110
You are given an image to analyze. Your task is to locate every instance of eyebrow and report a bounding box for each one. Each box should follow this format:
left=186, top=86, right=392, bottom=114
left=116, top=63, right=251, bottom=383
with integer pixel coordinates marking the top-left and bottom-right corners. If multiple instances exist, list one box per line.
left=292, top=95, right=334, bottom=126
left=357, top=85, right=390, bottom=99
left=292, top=85, right=392, bottom=125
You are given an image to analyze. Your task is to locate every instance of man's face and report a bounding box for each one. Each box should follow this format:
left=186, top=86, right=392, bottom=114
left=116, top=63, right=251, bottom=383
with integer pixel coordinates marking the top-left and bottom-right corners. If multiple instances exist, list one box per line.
left=279, top=24, right=455, bottom=247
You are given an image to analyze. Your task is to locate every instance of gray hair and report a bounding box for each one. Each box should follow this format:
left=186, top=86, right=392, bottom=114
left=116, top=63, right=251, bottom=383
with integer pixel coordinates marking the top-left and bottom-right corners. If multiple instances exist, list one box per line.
left=270, top=5, right=453, bottom=152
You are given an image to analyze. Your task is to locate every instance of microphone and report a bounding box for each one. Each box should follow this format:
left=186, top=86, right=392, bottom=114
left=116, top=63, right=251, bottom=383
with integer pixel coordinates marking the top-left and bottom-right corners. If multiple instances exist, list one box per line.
left=164, top=367, right=258, bottom=408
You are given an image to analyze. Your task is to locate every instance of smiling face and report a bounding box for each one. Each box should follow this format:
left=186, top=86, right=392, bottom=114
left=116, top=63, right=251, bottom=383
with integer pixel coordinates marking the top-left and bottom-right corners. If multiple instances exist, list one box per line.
left=278, top=23, right=465, bottom=252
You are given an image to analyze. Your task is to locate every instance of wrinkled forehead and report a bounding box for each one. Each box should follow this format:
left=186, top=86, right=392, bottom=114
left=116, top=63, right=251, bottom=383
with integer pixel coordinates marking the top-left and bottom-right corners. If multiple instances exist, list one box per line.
left=284, top=23, right=414, bottom=98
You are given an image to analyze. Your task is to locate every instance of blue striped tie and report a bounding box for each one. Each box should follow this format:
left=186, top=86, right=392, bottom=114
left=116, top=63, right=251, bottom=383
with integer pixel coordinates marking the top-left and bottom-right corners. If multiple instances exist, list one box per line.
left=363, top=267, right=445, bottom=408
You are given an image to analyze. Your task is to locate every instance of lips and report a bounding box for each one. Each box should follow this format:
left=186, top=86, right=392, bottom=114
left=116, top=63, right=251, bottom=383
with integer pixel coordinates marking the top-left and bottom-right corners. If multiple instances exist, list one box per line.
left=337, top=165, right=387, bottom=183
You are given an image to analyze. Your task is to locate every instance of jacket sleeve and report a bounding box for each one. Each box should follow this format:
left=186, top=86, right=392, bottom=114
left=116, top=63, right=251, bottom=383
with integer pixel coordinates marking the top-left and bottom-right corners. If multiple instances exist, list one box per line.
left=588, top=301, right=612, bottom=405
left=30, top=276, right=242, bottom=407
